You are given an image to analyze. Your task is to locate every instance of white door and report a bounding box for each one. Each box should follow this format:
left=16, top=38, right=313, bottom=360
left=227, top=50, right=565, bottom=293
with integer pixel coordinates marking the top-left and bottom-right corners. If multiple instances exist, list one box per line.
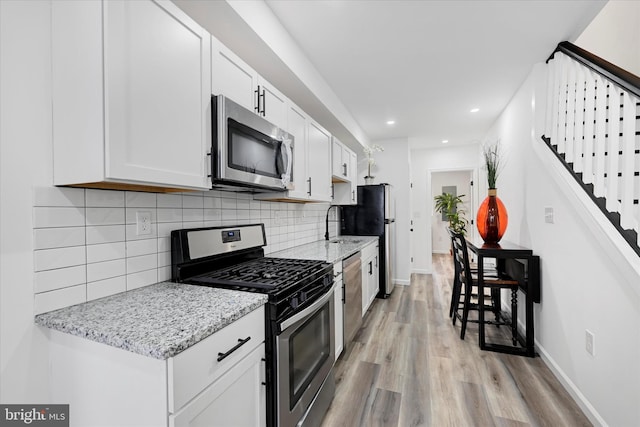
left=105, top=0, right=210, bottom=189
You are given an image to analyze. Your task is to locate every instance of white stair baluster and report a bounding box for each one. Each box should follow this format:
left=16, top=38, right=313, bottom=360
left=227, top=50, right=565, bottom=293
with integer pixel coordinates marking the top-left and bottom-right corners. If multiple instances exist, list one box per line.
left=620, top=91, right=637, bottom=230
left=557, top=54, right=569, bottom=154
left=549, top=57, right=562, bottom=146
left=594, top=75, right=608, bottom=198
left=582, top=69, right=596, bottom=185
left=565, top=59, right=577, bottom=163
left=573, top=64, right=586, bottom=173
left=606, top=85, right=621, bottom=213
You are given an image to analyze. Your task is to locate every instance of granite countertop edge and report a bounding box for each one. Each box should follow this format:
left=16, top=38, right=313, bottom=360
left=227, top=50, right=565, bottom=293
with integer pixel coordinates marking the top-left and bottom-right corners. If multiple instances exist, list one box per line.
left=268, top=235, right=379, bottom=264
left=35, top=282, right=268, bottom=360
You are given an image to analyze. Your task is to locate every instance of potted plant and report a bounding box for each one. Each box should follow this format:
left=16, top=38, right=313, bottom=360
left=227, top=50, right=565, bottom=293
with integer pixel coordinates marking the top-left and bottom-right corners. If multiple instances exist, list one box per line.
left=477, top=140, right=508, bottom=243
left=363, top=144, right=384, bottom=184
left=434, top=192, right=468, bottom=235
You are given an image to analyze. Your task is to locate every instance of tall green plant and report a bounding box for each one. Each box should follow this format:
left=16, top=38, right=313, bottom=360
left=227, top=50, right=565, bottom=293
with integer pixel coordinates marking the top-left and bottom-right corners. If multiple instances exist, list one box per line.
left=482, top=141, right=502, bottom=189
left=434, top=193, right=468, bottom=235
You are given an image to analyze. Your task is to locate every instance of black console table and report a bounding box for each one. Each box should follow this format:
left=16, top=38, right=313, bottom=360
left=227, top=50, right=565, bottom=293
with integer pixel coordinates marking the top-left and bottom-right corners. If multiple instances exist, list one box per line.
left=466, top=239, right=540, bottom=357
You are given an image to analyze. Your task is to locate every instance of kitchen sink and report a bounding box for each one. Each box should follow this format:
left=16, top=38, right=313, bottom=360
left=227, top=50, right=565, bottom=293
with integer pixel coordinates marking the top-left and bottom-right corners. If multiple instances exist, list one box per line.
left=330, top=239, right=362, bottom=244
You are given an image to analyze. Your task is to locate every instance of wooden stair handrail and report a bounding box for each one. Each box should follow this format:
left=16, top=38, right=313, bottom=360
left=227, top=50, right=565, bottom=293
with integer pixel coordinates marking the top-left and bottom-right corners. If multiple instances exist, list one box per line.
left=547, top=41, right=640, bottom=99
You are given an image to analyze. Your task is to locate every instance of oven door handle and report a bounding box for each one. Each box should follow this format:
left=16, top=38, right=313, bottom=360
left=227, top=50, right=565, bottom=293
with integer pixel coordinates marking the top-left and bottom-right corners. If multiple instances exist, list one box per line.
left=280, top=281, right=337, bottom=332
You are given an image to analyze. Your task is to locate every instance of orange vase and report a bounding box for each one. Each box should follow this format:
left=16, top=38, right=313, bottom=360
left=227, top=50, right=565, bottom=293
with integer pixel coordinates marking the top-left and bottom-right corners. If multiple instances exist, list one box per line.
left=476, top=188, right=508, bottom=244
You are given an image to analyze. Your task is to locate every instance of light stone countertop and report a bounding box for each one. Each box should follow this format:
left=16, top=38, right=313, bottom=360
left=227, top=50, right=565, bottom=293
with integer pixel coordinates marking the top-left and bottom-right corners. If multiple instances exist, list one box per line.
left=268, top=235, right=379, bottom=264
left=35, top=282, right=268, bottom=360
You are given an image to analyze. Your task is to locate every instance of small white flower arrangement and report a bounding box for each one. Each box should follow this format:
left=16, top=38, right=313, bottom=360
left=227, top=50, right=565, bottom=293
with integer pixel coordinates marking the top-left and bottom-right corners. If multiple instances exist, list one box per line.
left=363, top=144, right=384, bottom=178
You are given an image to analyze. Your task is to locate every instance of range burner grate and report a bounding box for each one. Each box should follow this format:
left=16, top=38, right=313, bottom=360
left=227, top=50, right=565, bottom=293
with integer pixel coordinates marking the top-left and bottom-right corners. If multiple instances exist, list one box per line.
left=195, top=257, right=329, bottom=291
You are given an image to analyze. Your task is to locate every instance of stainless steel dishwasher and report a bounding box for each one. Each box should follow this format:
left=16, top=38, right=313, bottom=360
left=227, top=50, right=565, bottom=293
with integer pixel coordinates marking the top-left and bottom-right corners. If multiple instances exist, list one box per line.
left=342, top=252, right=362, bottom=349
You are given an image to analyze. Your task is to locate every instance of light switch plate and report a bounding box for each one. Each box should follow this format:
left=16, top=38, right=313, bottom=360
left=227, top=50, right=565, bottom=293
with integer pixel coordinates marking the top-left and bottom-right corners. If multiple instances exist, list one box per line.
left=544, top=206, right=554, bottom=224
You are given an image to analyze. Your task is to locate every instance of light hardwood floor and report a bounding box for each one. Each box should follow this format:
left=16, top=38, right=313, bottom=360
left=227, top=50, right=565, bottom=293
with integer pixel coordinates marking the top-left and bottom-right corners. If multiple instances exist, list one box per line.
left=320, top=254, right=591, bottom=427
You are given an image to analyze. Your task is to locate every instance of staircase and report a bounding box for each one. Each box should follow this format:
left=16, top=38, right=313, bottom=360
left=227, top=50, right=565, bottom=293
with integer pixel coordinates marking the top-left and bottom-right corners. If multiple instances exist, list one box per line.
left=543, top=41, right=640, bottom=257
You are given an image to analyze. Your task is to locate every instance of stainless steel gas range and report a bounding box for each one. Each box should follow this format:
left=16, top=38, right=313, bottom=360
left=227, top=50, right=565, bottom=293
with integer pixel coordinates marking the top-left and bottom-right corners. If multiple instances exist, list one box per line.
left=171, top=224, right=336, bottom=427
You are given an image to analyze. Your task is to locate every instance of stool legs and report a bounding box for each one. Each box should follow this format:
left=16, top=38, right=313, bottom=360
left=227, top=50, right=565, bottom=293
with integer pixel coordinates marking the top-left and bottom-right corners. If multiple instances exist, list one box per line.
left=511, top=288, right=518, bottom=345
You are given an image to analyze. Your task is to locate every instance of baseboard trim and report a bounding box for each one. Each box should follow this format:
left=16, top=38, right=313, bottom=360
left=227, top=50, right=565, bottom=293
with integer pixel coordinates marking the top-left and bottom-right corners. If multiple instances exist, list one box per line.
left=535, top=341, right=607, bottom=427
left=498, top=303, right=606, bottom=426
left=394, top=279, right=410, bottom=286
left=411, top=269, right=431, bottom=275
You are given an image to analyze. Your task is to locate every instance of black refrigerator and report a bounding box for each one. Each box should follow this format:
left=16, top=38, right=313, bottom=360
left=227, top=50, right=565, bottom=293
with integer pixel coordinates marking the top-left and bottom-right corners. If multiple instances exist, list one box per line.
left=340, top=184, right=395, bottom=298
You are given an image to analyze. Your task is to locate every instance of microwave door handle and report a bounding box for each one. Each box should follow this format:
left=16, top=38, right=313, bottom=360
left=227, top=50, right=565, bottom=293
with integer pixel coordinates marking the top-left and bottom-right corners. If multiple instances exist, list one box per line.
left=282, top=139, right=293, bottom=185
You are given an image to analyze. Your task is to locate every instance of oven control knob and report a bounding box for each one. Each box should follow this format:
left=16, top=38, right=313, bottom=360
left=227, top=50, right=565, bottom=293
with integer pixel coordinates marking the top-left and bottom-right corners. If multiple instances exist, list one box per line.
left=300, top=291, right=308, bottom=302
left=290, top=296, right=299, bottom=309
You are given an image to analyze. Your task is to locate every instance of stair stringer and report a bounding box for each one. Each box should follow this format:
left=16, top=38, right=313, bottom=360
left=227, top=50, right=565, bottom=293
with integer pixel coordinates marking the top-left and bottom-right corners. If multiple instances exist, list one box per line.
left=531, top=134, right=640, bottom=298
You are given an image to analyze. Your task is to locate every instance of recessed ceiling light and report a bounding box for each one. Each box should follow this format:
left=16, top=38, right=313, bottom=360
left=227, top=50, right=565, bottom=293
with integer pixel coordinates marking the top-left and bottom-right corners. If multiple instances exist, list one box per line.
left=470, top=108, right=480, bottom=113
left=386, top=120, right=396, bottom=125
left=442, top=139, right=449, bottom=144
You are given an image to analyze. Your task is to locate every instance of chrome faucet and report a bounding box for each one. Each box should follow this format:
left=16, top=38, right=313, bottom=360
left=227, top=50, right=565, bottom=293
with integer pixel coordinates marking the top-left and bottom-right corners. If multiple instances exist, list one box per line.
left=325, top=205, right=342, bottom=241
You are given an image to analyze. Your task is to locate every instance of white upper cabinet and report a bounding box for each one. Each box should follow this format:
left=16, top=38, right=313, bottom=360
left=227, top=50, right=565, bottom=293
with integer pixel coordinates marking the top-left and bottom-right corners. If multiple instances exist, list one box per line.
left=331, top=138, right=358, bottom=204
left=307, top=120, right=333, bottom=202
left=52, top=0, right=211, bottom=191
left=211, top=36, right=258, bottom=113
left=211, top=36, right=287, bottom=130
left=257, top=76, right=288, bottom=131
left=255, top=102, right=332, bottom=202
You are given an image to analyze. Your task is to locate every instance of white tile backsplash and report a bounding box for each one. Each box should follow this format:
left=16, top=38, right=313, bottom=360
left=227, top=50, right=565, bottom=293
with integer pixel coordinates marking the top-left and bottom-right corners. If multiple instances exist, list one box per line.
left=33, top=227, right=85, bottom=250
left=34, top=246, right=86, bottom=272
left=86, top=242, right=126, bottom=264
left=32, top=186, right=331, bottom=313
left=87, top=259, right=126, bottom=283
left=33, top=207, right=84, bottom=228
left=34, top=284, right=86, bottom=315
left=34, top=265, right=86, bottom=293
left=87, top=276, right=126, bottom=301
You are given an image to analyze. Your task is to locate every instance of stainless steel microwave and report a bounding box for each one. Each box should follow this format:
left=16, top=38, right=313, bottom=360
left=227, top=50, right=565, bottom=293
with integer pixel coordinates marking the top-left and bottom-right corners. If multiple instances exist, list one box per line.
left=212, top=95, right=293, bottom=192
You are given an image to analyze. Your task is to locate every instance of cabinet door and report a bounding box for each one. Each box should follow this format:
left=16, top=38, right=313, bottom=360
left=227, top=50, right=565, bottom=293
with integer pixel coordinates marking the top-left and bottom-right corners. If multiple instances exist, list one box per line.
left=105, top=0, right=210, bottom=189
left=332, top=139, right=344, bottom=179
left=285, top=103, right=310, bottom=200
left=349, top=150, right=358, bottom=184
left=211, top=36, right=258, bottom=112
left=307, top=120, right=333, bottom=202
left=170, top=344, right=266, bottom=427
left=257, top=76, right=288, bottom=130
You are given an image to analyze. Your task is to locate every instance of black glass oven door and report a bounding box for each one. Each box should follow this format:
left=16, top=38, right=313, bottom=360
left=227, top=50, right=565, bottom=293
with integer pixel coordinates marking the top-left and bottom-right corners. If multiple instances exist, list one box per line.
left=277, top=282, right=336, bottom=427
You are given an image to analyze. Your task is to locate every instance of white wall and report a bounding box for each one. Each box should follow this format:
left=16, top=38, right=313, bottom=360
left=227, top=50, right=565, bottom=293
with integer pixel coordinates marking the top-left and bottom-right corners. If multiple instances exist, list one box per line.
left=354, top=138, right=411, bottom=285
left=409, top=144, right=480, bottom=274
left=431, top=171, right=473, bottom=254
left=486, top=61, right=640, bottom=426
left=575, top=0, right=640, bottom=77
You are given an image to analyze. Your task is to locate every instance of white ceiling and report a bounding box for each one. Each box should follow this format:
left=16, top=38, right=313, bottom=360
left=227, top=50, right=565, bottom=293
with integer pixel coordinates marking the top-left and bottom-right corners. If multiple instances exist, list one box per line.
left=175, top=0, right=606, bottom=150
left=263, top=0, right=606, bottom=148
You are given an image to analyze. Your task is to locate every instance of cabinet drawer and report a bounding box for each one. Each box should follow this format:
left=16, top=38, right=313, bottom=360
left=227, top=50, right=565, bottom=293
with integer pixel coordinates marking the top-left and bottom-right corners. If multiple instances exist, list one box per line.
left=168, top=306, right=265, bottom=412
left=361, top=241, right=378, bottom=261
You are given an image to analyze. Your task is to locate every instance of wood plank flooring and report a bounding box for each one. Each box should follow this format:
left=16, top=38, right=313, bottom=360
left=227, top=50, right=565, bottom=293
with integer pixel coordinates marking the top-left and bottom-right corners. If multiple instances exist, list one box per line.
left=320, top=254, right=591, bottom=427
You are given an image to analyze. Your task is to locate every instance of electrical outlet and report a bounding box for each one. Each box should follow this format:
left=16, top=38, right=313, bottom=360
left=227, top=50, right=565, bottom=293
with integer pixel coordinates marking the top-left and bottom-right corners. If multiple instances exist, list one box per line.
left=544, top=206, right=554, bottom=224
left=585, top=329, right=595, bottom=356
left=136, top=211, right=152, bottom=236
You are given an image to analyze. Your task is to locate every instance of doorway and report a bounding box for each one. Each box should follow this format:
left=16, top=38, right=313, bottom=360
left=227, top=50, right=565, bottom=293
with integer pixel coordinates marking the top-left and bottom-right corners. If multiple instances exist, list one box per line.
left=431, top=170, right=474, bottom=254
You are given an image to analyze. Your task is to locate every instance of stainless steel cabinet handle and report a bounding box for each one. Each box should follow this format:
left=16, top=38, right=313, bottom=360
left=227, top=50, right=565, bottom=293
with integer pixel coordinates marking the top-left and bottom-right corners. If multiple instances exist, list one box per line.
left=307, top=177, right=312, bottom=196
left=260, top=88, right=266, bottom=116
left=217, top=336, right=251, bottom=362
left=342, top=163, right=347, bottom=176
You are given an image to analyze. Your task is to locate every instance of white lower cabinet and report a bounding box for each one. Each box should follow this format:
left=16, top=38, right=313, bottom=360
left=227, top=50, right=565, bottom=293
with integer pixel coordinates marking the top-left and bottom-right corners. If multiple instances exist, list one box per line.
left=46, top=306, right=266, bottom=427
left=361, top=242, right=379, bottom=315
left=170, top=344, right=266, bottom=427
